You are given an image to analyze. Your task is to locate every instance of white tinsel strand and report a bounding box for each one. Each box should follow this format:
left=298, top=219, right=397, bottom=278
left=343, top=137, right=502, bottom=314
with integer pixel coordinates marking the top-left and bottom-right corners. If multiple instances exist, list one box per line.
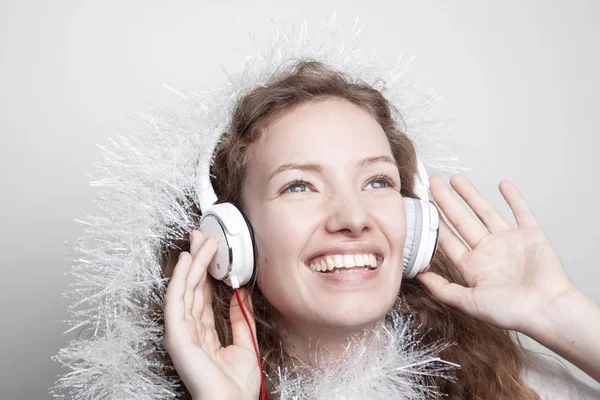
left=52, top=15, right=468, bottom=399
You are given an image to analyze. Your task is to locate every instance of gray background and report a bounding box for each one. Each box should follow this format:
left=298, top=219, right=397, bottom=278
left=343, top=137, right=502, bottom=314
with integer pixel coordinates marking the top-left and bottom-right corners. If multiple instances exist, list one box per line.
left=1, top=0, right=598, bottom=398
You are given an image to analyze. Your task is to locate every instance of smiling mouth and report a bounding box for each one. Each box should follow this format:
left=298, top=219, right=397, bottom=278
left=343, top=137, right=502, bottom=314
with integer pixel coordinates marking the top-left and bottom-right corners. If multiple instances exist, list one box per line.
left=306, top=253, right=382, bottom=273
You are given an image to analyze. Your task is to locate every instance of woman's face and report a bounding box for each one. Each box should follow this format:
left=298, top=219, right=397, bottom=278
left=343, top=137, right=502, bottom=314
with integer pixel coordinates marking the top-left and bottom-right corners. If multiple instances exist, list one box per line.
left=242, top=97, right=407, bottom=334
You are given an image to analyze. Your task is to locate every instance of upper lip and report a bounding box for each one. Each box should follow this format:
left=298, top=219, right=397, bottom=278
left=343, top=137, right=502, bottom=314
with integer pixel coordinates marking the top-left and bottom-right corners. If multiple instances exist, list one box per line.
left=304, top=242, right=384, bottom=265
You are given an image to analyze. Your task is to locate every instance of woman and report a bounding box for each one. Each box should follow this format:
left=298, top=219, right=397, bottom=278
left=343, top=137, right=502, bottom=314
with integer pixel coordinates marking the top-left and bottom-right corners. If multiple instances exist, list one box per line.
left=161, top=61, right=600, bottom=399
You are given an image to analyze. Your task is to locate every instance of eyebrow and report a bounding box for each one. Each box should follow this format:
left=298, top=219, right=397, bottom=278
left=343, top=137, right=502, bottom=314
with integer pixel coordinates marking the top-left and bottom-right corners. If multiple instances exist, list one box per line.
left=268, top=155, right=398, bottom=182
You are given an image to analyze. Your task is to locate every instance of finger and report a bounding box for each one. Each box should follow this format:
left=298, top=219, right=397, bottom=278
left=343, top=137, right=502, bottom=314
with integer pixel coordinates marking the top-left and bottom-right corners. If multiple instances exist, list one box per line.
left=193, top=274, right=216, bottom=328
left=416, top=271, right=476, bottom=316
left=189, top=230, right=204, bottom=257
left=437, top=217, right=469, bottom=275
left=449, top=175, right=511, bottom=233
left=499, top=180, right=540, bottom=228
left=183, top=232, right=207, bottom=317
left=189, top=230, right=215, bottom=325
left=429, top=175, right=489, bottom=249
left=230, top=288, right=258, bottom=352
left=165, top=252, right=192, bottom=326
left=184, top=236, right=217, bottom=318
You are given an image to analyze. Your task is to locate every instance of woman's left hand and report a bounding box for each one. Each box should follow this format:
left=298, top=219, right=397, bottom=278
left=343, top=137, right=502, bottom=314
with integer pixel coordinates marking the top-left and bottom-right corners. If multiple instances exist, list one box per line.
left=416, top=174, right=577, bottom=333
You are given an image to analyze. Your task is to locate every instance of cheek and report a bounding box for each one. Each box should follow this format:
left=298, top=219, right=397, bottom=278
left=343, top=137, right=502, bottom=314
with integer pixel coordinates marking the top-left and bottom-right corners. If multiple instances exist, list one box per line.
left=253, top=203, right=320, bottom=282
left=371, top=196, right=407, bottom=248
left=254, top=201, right=322, bottom=247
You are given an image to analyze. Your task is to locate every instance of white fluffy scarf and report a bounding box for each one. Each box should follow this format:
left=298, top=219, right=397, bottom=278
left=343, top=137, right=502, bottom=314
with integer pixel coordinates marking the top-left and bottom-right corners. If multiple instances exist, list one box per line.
left=270, top=309, right=459, bottom=400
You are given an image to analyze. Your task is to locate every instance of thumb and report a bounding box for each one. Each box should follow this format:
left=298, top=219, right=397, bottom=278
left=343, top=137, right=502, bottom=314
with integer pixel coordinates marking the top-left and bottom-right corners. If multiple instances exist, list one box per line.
left=230, top=288, right=258, bottom=351
left=416, top=271, right=474, bottom=315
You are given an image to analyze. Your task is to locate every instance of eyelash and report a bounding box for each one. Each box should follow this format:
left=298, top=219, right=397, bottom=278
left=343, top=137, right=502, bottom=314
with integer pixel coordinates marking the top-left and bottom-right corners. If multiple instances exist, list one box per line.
left=282, top=174, right=397, bottom=193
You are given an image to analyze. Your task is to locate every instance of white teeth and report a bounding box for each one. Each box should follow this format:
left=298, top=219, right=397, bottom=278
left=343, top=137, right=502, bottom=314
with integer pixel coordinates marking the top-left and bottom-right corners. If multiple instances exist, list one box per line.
left=333, top=268, right=360, bottom=274
left=325, top=257, right=334, bottom=271
left=355, top=254, right=365, bottom=266
left=308, top=253, right=380, bottom=272
left=333, top=255, right=344, bottom=268
left=342, top=254, right=356, bottom=268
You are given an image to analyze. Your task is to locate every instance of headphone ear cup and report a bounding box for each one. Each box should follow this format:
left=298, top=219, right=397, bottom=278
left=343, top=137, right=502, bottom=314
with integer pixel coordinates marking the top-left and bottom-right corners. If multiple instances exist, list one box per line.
left=403, top=198, right=440, bottom=279
left=403, top=197, right=421, bottom=277
left=230, top=202, right=258, bottom=278
left=199, top=202, right=256, bottom=287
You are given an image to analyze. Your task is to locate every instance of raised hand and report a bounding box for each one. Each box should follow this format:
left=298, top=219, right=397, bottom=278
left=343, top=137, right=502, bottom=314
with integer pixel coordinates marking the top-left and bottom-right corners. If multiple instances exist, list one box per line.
left=416, top=175, right=577, bottom=333
left=164, top=230, right=261, bottom=400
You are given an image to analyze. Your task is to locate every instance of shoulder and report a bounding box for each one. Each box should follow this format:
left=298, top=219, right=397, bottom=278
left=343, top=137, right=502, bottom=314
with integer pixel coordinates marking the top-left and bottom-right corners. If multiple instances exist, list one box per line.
left=521, top=351, right=600, bottom=400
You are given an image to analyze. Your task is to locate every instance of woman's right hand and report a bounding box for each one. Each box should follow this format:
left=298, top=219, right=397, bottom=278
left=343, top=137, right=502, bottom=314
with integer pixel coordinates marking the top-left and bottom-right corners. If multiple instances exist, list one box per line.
left=164, top=230, right=262, bottom=400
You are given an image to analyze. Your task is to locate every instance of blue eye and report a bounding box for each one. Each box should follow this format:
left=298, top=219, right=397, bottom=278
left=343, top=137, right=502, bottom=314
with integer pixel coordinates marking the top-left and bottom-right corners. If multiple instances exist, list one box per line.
left=366, top=174, right=394, bottom=190
left=283, top=180, right=311, bottom=193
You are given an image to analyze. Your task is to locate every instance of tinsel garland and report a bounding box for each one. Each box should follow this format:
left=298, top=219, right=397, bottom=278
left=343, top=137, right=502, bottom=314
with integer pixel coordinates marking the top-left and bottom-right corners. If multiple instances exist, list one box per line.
left=51, top=15, right=467, bottom=399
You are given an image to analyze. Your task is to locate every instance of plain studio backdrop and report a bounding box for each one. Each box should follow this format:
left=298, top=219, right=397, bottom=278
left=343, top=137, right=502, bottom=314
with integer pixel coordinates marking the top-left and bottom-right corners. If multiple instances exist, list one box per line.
left=1, top=1, right=598, bottom=398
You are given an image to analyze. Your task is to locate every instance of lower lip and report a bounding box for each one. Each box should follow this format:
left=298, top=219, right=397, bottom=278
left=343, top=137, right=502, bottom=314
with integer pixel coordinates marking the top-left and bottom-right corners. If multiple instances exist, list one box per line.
left=313, top=266, right=380, bottom=283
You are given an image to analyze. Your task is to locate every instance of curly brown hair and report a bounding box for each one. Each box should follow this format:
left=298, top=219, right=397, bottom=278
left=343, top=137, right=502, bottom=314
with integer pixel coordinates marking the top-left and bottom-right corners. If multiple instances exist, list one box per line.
left=160, top=60, right=541, bottom=399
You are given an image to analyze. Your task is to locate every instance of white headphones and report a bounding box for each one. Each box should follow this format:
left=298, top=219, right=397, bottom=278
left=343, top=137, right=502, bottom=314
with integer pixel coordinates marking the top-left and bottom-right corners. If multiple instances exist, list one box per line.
left=197, top=153, right=439, bottom=288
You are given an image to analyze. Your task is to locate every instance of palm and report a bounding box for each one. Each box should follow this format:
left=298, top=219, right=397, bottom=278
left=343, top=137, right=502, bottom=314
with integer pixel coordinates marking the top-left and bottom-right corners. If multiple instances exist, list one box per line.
left=417, top=175, right=575, bottom=333
left=174, top=320, right=259, bottom=397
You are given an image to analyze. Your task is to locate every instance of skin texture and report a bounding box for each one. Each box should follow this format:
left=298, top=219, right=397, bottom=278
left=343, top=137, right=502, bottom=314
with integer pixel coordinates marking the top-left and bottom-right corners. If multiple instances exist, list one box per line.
left=164, top=98, right=600, bottom=399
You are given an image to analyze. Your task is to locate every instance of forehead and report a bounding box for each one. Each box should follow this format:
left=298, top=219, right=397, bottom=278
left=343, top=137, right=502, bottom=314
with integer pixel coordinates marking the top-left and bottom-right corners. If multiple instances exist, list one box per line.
left=248, top=98, right=393, bottom=172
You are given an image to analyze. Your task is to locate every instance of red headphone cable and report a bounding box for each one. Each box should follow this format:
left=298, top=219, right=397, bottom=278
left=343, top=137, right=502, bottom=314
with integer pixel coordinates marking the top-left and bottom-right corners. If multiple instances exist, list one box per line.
left=234, top=288, right=267, bottom=400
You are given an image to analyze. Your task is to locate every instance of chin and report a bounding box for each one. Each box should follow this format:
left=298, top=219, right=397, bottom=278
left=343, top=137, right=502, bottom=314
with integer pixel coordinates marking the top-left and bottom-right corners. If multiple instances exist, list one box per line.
left=314, top=296, right=396, bottom=330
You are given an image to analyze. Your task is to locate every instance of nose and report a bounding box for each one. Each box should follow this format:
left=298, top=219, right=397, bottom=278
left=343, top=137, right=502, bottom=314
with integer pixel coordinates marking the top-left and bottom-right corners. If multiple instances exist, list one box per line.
left=324, top=189, right=373, bottom=237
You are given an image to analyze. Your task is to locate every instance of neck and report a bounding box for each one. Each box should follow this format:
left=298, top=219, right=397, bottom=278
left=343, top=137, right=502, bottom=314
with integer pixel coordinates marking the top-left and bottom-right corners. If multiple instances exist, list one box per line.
left=281, top=317, right=386, bottom=368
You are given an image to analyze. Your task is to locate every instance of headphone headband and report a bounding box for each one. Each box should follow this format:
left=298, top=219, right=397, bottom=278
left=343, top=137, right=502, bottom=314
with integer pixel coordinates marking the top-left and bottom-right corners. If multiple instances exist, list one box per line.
left=413, top=153, right=431, bottom=201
